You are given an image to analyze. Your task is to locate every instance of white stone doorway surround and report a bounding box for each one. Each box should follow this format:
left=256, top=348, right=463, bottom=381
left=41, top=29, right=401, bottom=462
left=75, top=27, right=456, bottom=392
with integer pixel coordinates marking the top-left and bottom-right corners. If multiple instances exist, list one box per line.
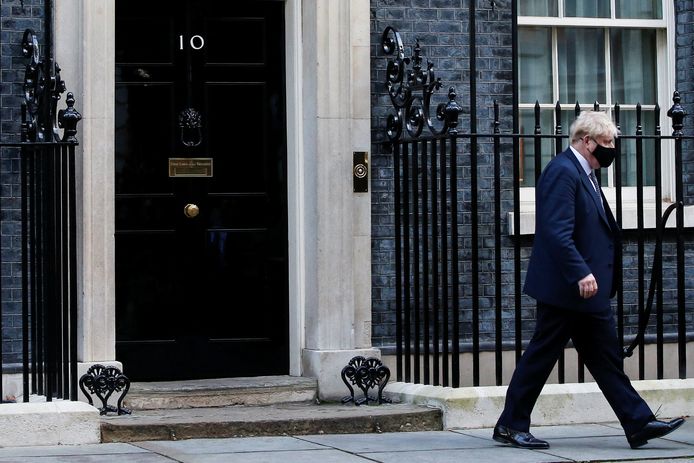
left=53, top=0, right=375, bottom=399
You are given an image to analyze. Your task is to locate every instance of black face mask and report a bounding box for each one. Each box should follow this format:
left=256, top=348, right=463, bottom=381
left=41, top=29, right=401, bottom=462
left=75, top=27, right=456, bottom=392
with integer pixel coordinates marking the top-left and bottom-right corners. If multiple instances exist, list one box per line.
left=591, top=140, right=616, bottom=168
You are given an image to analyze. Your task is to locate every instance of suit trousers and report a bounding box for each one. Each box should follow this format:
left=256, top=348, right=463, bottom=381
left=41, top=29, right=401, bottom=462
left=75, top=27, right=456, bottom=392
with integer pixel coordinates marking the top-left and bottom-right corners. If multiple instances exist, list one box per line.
left=497, top=303, right=653, bottom=436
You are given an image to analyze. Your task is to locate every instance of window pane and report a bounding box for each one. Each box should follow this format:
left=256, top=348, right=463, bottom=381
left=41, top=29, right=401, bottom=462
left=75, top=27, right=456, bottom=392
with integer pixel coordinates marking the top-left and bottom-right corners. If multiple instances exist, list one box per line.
left=564, top=0, right=609, bottom=17
left=618, top=111, right=657, bottom=187
left=616, top=0, right=662, bottom=19
left=558, top=29, right=606, bottom=104
left=610, top=29, right=657, bottom=105
left=520, top=0, right=557, bottom=16
left=520, top=110, right=556, bottom=187
left=519, top=27, right=552, bottom=104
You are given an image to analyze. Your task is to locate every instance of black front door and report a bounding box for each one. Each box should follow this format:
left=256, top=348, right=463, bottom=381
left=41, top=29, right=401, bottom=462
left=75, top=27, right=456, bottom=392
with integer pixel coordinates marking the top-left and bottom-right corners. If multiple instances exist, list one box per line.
left=115, top=0, right=288, bottom=381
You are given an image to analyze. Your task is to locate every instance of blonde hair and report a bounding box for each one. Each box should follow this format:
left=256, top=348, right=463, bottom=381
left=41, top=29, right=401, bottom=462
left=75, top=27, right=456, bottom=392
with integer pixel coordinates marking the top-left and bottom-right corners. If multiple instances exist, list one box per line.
left=569, top=111, right=620, bottom=143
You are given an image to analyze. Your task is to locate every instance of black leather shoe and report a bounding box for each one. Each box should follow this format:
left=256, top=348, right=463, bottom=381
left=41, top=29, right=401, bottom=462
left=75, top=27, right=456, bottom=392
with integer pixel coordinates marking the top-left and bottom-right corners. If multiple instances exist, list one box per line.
left=627, top=417, right=686, bottom=449
left=493, top=424, right=550, bottom=449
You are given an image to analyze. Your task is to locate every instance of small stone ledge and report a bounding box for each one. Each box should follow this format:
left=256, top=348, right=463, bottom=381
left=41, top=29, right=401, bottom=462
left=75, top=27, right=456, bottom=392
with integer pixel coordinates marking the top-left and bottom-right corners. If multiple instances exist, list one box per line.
left=0, top=400, right=100, bottom=447
left=385, top=378, right=694, bottom=430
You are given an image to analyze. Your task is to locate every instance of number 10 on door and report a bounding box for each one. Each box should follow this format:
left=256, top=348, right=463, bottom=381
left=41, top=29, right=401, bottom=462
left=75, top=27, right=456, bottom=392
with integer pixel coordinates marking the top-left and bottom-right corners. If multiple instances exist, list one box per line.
left=179, top=35, right=205, bottom=50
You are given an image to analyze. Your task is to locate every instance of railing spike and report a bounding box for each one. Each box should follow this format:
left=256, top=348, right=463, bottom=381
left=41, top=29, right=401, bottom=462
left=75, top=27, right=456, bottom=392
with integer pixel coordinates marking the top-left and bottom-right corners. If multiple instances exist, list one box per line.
left=667, top=90, right=687, bottom=136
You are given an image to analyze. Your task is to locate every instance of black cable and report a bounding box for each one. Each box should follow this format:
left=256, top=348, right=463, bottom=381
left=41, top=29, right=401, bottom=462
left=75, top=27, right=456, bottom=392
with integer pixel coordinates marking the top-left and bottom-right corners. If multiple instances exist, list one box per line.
left=623, top=202, right=681, bottom=358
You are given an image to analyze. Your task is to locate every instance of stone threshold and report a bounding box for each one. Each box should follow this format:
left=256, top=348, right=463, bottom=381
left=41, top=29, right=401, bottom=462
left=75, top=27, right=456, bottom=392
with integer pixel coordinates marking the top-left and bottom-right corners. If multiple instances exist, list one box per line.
left=124, top=375, right=319, bottom=410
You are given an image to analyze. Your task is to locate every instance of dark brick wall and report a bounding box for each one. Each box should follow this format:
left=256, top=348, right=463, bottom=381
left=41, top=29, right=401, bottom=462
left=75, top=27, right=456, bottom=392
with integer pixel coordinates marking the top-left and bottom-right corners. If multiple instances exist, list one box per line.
left=1, top=1, right=44, bottom=143
left=676, top=0, right=694, bottom=204
left=371, top=0, right=525, bottom=347
left=371, top=0, right=694, bottom=352
left=0, top=0, right=44, bottom=365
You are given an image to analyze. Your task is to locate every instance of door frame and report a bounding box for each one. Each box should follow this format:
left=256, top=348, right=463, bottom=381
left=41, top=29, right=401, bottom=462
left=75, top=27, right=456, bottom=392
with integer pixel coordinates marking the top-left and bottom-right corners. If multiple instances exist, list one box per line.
left=285, top=0, right=305, bottom=375
left=55, top=0, right=305, bottom=374
left=54, top=0, right=374, bottom=394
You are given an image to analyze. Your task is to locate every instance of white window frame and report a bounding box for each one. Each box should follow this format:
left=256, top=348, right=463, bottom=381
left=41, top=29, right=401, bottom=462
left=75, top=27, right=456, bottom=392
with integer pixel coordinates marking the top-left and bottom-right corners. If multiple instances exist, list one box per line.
left=509, top=0, right=694, bottom=234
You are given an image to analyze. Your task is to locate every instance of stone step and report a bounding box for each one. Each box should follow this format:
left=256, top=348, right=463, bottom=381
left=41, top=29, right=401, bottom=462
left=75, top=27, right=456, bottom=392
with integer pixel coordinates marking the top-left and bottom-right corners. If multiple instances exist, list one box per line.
left=123, top=376, right=318, bottom=410
left=100, top=402, right=443, bottom=443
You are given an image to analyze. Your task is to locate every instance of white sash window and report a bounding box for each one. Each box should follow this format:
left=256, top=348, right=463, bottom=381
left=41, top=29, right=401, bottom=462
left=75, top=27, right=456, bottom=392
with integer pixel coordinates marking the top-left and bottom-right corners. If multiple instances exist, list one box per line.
left=510, top=0, right=688, bottom=234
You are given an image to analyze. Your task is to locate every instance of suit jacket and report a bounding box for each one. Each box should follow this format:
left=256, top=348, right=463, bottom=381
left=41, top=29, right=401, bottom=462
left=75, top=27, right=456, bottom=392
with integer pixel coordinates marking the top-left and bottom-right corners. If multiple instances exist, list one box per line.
left=524, top=148, right=621, bottom=312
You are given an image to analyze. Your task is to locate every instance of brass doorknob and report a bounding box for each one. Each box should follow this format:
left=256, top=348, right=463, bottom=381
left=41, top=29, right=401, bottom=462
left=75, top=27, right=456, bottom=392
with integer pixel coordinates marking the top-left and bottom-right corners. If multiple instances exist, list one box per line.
left=184, top=203, right=200, bottom=218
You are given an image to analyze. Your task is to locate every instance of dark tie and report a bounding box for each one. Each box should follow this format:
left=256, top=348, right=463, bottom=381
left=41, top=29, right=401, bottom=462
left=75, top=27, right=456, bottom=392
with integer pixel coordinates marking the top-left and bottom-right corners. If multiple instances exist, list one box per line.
left=589, top=171, right=605, bottom=213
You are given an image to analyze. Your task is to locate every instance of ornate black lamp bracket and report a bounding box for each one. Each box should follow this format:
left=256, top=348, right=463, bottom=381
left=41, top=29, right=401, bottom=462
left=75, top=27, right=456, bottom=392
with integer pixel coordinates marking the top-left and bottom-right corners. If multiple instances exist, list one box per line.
left=381, top=26, right=461, bottom=144
left=21, top=29, right=80, bottom=143
left=79, top=364, right=132, bottom=416
left=341, top=356, right=391, bottom=406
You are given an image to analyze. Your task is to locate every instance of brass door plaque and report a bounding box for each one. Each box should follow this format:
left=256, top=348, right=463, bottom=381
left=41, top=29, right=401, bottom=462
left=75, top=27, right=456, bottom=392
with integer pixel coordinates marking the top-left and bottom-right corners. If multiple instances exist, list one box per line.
left=168, top=158, right=213, bottom=177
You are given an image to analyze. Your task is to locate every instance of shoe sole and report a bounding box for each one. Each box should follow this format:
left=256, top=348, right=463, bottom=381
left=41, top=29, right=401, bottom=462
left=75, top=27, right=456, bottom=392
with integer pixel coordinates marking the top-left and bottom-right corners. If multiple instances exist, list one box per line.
left=493, top=434, right=550, bottom=450
left=493, top=435, right=510, bottom=445
left=629, top=439, right=648, bottom=449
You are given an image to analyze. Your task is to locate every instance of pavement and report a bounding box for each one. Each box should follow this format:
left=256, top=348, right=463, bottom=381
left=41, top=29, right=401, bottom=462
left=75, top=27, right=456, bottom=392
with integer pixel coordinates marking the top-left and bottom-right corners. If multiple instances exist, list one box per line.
left=0, top=421, right=692, bottom=462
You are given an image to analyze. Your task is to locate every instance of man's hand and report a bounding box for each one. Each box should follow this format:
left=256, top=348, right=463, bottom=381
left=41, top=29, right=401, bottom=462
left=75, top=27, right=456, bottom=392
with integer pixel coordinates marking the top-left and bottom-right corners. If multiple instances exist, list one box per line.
left=578, top=273, right=598, bottom=299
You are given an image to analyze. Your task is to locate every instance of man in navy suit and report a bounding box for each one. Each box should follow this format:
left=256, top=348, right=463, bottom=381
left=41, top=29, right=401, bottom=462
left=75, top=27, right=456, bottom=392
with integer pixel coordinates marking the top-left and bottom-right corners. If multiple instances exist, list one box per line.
left=493, top=111, right=685, bottom=449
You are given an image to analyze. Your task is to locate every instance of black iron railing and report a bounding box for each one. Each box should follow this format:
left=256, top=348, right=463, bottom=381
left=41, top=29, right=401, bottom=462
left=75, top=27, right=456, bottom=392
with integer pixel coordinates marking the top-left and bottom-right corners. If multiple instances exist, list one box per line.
left=0, top=28, right=81, bottom=403
left=382, top=26, right=693, bottom=388
left=19, top=140, right=79, bottom=402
